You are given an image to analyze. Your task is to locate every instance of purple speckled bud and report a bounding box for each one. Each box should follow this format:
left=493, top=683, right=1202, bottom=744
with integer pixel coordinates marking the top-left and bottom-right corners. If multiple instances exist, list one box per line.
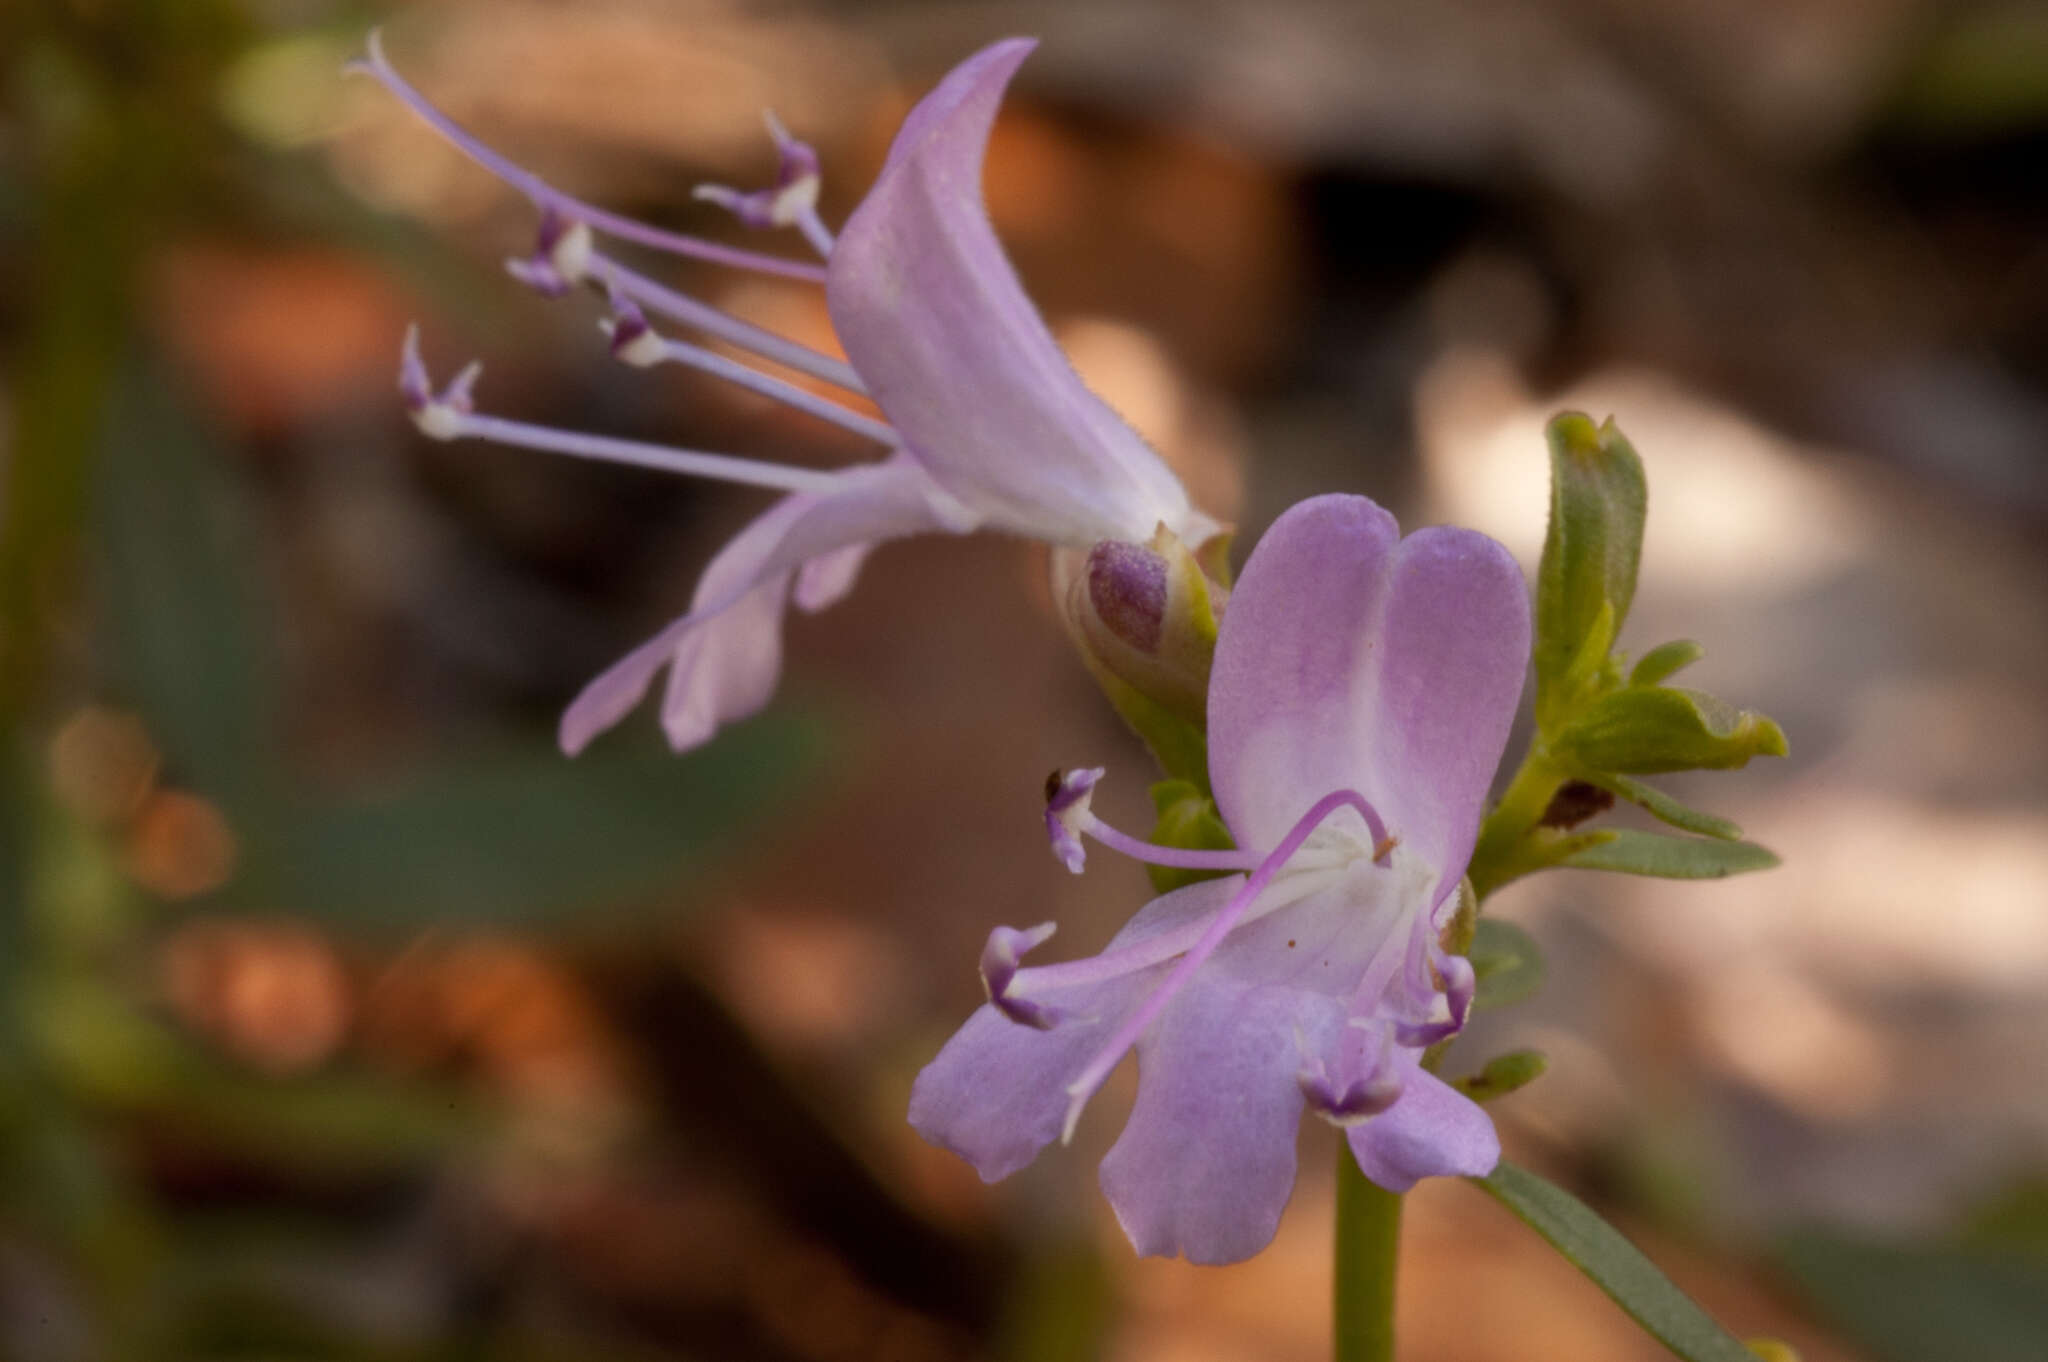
left=1052, top=527, right=1229, bottom=753
left=1087, top=541, right=1168, bottom=653
left=979, top=922, right=1061, bottom=1029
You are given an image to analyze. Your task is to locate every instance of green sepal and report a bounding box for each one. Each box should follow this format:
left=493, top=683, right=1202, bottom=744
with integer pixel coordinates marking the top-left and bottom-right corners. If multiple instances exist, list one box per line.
left=1191, top=529, right=1236, bottom=590
left=1630, top=639, right=1705, bottom=688
left=1559, top=828, right=1780, bottom=880
left=1441, top=877, right=1479, bottom=955
left=1090, top=671, right=1211, bottom=789
left=1056, top=527, right=1229, bottom=787
left=1594, top=773, right=1744, bottom=840
left=1453, top=1049, right=1548, bottom=1103
left=1146, top=779, right=1235, bottom=892
left=1472, top=1160, right=1762, bottom=1362
left=1555, top=686, right=1788, bottom=776
left=1469, top=917, right=1545, bottom=1011
left=1535, top=412, right=1646, bottom=728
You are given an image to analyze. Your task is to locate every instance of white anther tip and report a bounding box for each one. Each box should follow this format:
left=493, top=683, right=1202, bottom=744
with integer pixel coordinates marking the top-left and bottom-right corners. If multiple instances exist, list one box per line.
left=412, top=404, right=462, bottom=441
left=610, top=325, right=665, bottom=369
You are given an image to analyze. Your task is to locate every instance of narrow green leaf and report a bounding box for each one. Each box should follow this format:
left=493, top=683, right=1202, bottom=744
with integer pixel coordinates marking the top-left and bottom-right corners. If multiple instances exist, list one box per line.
left=1561, top=829, right=1779, bottom=880
left=1631, top=640, right=1706, bottom=688
left=1534, top=412, right=1646, bottom=722
left=1453, top=1049, right=1548, bottom=1102
left=1776, top=1230, right=2048, bottom=1362
left=96, top=363, right=281, bottom=816
left=1595, top=774, right=1744, bottom=840
left=1473, top=1161, right=1759, bottom=1362
left=1555, top=686, right=1788, bottom=775
left=273, top=718, right=817, bottom=933
left=1469, top=918, right=1545, bottom=1011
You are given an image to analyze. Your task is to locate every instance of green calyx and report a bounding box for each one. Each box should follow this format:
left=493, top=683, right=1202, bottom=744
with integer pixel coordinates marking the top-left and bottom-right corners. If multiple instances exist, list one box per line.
left=1055, top=524, right=1232, bottom=791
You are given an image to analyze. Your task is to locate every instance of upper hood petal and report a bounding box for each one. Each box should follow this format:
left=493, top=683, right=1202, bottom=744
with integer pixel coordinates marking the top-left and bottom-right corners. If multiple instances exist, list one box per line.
left=826, top=39, right=1194, bottom=547
left=1207, top=494, right=1530, bottom=880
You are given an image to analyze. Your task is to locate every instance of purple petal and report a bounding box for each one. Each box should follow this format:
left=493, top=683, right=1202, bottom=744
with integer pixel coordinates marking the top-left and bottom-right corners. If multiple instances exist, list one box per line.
left=826, top=40, right=1194, bottom=546
left=909, top=995, right=1131, bottom=1182
left=793, top=542, right=871, bottom=612
left=1099, top=978, right=1343, bottom=1264
left=1366, top=525, right=1532, bottom=879
left=1345, top=1055, right=1500, bottom=1193
left=1207, top=495, right=1529, bottom=878
left=909, top=877, right=1238, bottom=1181
left=1207, top=495, right=1400, bottom=851
left=657, top=574, right=787, bottom=751
left=558, top=456, right=948, bottom=754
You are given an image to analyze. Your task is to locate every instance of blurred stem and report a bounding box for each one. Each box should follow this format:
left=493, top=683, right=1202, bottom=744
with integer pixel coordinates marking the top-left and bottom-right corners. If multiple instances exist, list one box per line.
left=1333, top=1146, right=1401, bottom=1362
left=1467, top=748, right=1567, bottom=902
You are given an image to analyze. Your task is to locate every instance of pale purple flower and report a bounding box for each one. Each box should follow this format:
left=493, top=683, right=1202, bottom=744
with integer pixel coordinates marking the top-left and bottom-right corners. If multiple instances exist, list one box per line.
left=910, top=494, right=1531, bottom=1264
left=357, top=36, right=1215, bottom=754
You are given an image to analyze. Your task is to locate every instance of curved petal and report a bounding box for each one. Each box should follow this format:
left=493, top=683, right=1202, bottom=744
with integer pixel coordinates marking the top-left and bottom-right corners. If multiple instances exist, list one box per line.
left=826, top=39, right=1193, bottom=547
left=1345, top=1054, right=1500, bottom=1193
left=908, top=877, right=1239, bottom=1182
left=558, top=456, right=951, bottom=754
left=1207, top=495, right=1400, bottom=851
left=1099, top=978, right=1338, bottom=1263
left=657, top=572, right=788, bottom=750
left=1365, top=525, right=1531, bottom=879
left=908, top=988, right=1136, bottom=1183
left=1208, top=495, right=1529, bottom=879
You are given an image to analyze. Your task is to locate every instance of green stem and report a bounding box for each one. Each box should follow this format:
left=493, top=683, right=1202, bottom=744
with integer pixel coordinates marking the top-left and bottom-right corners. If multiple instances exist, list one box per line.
left=1467, top=748, right=1568, bottom=901
left=1333, top=1146, right=1402, bottom=1362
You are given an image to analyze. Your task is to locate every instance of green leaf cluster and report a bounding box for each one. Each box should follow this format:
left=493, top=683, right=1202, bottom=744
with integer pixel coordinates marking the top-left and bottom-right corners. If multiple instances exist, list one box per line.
left=1468, top=413, right=1786, bottom=897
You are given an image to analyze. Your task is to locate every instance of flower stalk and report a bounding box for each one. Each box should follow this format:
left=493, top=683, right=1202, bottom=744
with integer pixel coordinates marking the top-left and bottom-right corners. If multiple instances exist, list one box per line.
left=1334, top=1147, right=1402, bottom=1362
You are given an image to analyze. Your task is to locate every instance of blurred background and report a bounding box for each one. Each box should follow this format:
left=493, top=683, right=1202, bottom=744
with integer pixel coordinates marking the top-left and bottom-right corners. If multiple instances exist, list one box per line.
left=4, top=0, right=2047, bottom=1358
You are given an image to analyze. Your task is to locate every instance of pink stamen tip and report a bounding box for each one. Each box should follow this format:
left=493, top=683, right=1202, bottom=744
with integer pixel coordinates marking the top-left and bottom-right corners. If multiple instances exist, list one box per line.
left=351, top=29, right=827, bottom=284
left=1043, top=767, right=1105, bottom=873
left=980, top=923, right=1061, bottom=1029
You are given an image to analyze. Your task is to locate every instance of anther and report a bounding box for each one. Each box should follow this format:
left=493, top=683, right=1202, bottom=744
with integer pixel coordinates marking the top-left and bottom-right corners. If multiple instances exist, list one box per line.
left=506, top=212, right=594, bottom=296
left=1043, top=767, right=1105, bottom=874
left=980, top=922, right=1061, bottom=1029
left=599, top=296, right=666, bottom=369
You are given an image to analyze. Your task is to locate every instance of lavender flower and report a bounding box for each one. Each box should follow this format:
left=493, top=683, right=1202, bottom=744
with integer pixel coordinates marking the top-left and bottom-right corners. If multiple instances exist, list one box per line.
left=357, top=36, right=1217, bottom=753
left=910, top=495, right=1531, bottom=1264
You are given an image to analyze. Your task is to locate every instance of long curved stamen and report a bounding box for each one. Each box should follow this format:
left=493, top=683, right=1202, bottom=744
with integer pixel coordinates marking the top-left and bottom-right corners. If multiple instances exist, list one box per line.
left=401, top=328, right=840, bottom=495
left=1059, top=788, right=1395, bottom=1141
left=1044, top=768, right=1258, bottom=873
left=597, top=253, right=866, bottom=394
left=604, top=301, right=896, bottom=446
left=1044, top=768, right=1391, bottom=876
left=1083, top=819, right=1263, bottom=872
left=998, top=868, right=1339, bottom=997
left=349, top=31, right=826, bottom=284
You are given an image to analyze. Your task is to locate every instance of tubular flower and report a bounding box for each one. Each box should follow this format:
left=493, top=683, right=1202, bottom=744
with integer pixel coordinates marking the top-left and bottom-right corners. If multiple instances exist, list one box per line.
left=910, top=495, right=1531, bottom=1264
left=357, top=36, right=1217, bottom=754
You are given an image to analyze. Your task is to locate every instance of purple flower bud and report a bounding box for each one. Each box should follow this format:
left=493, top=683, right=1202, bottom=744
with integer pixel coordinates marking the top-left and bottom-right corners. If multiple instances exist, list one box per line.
left=1087, top=541, right=1168, bottom=653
